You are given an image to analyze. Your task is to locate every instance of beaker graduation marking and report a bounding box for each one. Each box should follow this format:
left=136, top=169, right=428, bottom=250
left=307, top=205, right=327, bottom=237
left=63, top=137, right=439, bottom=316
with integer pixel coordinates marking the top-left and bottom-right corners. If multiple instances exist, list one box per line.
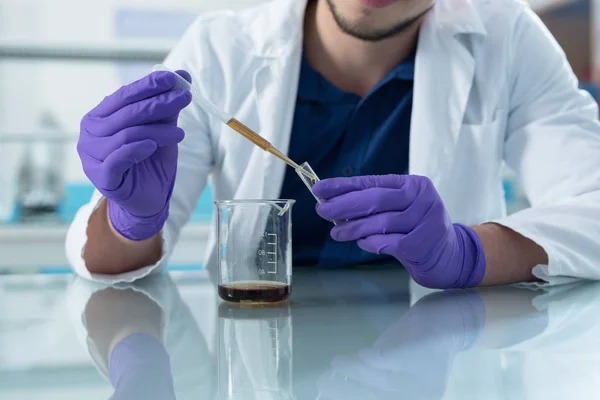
left=267, top=233, right=278, bottom=274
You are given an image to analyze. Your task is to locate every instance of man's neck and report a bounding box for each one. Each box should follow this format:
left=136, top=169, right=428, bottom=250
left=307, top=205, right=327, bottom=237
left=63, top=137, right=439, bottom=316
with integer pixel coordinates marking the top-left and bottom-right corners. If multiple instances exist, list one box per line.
left=304, top=1, right=423, bottom=97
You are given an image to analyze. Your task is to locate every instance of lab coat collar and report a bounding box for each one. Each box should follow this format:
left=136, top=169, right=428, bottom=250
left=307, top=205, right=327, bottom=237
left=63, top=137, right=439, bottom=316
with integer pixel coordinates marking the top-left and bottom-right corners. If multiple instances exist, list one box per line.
left=432, top=0, right=488, bottom=37
left=236, top=0, right=487, bottom=58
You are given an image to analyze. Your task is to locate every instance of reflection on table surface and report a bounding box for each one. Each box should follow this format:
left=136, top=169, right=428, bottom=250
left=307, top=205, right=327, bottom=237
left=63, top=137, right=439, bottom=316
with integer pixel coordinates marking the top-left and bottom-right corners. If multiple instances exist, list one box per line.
left=2, top=267, right=600, bottom=399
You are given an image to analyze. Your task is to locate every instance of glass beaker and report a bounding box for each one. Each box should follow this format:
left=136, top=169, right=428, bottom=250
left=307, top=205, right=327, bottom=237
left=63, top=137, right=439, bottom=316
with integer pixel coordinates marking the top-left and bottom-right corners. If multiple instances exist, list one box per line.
left=215, top=199, right=295, bottom=304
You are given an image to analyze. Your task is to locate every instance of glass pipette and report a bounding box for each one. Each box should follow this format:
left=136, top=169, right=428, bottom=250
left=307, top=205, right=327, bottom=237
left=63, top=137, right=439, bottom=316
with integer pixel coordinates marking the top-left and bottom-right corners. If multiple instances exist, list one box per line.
left=152, top=64, right=316, bottom=182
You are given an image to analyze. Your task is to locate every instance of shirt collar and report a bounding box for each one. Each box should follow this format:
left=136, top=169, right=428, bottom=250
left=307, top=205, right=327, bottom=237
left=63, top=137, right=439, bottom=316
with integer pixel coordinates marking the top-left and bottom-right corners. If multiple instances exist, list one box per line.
left=390, top=50, right=416, bottom=81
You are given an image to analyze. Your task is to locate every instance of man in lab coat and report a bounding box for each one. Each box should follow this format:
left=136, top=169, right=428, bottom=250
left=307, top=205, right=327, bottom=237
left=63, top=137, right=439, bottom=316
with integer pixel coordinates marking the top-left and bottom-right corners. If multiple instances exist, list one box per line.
left=68, top=0, right=600, bottom=287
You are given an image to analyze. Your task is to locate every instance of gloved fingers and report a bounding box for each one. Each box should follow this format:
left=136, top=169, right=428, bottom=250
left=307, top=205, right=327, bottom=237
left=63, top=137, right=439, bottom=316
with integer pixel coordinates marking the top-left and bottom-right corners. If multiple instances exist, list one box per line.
left=84, top=89, right=192, bottom=137
left=80, top=125, right=185, bottom=161
left=357, top=234, right=405, bottom=256
left=88, top=71, right=179, bottom=118
left=312, top=175, right=408, bottom=200
left=329, top=211, right=421, bottom=242
left=90, top=140, right=158, bottom=191
left=116, top=124, right=185, bottom=148
left=175, top=69, right=192, bottom=84
left=374, top=223, right=449, bottom=269
left=395, top=201, right=452, bottom=251
left=316, top=187, right=419, bottom=221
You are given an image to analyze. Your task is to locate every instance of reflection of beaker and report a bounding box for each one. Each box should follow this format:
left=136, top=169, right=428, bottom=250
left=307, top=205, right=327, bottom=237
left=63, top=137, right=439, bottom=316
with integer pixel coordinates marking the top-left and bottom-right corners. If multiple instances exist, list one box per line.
left=218, top=303, right=293, bottom=400
left=215, top=200, right=295, bottom=304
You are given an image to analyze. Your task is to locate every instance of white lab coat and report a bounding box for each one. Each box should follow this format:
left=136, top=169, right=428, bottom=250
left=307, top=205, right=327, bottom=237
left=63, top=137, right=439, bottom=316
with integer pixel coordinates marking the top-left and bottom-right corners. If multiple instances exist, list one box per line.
left=66, top=0, right=600, bottom=285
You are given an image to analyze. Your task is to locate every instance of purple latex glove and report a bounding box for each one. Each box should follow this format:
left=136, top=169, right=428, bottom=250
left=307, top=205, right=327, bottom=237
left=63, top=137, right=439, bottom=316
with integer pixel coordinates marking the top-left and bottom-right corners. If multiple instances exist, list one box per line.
left=78, top=70, right=192, bottom=240
left=313, top=175, right=486, bottom=289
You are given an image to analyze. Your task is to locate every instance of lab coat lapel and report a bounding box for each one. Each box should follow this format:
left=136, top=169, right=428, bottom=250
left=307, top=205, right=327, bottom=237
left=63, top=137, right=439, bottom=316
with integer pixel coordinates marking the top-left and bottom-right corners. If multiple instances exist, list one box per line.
left=232, top=0, right=306, bottom=201
left=254, top=50, right=303, bottom=200
left=409, top=0, right=485, bottom=189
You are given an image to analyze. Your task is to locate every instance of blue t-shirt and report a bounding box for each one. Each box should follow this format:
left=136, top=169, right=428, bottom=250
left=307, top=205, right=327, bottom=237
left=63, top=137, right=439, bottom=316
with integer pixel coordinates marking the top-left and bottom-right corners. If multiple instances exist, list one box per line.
left=279, top=52, right=415, bottom=267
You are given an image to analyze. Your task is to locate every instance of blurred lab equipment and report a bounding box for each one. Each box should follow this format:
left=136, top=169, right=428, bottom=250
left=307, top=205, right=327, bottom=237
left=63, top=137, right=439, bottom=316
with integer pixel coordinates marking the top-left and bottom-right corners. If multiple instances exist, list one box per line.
left=216, top=199, right=294, bottom=304
left=16, top=111, right=66, bottom=223
left=218, top=302, right=293, bottom=400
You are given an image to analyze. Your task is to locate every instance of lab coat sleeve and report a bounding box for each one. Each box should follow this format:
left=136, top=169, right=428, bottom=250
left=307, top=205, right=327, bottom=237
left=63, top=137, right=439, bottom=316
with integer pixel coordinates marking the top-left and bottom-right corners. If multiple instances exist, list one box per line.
left=65, top=18, right=214, bottom=283
left=492, top=8, right=600, bottom=285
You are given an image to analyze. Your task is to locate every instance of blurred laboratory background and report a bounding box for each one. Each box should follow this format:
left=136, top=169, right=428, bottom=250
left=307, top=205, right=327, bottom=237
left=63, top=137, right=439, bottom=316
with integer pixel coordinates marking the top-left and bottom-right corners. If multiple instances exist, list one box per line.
left=0, top=0, right=598, bottom=272
left=0, top=0, right=266, bottom=273
left=1, top=1, right=600, bottom=399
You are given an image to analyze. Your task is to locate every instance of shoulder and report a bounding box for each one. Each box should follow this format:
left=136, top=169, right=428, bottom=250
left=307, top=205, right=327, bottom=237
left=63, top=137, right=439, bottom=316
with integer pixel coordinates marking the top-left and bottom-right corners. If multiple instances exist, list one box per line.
left=472, top=0, right=540, bottom=38
left=473, top=0, right=564, bottom=61
left=471, top=0, right=529, bottom=22
left=432, top=0, right=544, bottom=51
left=458, top=0, right=557, bottom=65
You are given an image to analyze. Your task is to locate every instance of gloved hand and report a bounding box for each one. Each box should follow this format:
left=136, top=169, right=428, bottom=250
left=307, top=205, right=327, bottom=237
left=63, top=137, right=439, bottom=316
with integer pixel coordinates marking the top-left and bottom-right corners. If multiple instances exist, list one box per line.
left=78, top=70, right=192, bottom=240
left=312, top=175, right=486, bottom=289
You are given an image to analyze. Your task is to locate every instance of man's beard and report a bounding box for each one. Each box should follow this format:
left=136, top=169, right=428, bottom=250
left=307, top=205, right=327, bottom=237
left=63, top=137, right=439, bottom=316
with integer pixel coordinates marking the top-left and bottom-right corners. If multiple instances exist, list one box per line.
left=326, top=0, right=433, bottom=42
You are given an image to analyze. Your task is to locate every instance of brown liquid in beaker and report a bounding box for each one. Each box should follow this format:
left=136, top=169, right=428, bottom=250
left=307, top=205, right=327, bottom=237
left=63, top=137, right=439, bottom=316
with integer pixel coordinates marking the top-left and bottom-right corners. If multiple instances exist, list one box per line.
left=218, top=281, right=290, bottom=304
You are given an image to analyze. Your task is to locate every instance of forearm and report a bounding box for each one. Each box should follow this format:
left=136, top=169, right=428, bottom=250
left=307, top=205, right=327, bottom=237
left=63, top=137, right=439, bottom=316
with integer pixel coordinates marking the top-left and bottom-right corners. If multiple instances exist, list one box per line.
left=473, top=223, right=547, bottom=286
left=83, top=199, right=163, bottom=275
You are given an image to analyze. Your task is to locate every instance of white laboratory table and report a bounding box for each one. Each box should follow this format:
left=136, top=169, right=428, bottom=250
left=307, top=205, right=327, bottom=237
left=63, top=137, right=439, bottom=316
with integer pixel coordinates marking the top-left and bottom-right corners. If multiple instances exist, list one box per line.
left=0, top=223, right=210, bottom=269
left=1, top=266, right=600, bottom=400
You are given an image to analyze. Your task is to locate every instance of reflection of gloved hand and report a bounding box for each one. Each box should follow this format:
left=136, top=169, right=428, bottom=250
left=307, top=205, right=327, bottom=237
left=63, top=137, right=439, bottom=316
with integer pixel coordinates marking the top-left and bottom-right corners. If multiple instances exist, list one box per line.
left=85, top=287, right=164, bottom=355
left=313, top=175, right=486, bottom=289
left=84, top=287, right=175, bottom=400
left=317, top=291, right=486, bottom=400
left=78, top=71, right=192, bottom=240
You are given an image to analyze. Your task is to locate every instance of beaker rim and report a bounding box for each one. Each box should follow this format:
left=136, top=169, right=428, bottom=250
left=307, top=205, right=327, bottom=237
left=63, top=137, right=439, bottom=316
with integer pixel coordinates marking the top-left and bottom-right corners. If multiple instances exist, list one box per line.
left=214, top=199, right=296, bottom=205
